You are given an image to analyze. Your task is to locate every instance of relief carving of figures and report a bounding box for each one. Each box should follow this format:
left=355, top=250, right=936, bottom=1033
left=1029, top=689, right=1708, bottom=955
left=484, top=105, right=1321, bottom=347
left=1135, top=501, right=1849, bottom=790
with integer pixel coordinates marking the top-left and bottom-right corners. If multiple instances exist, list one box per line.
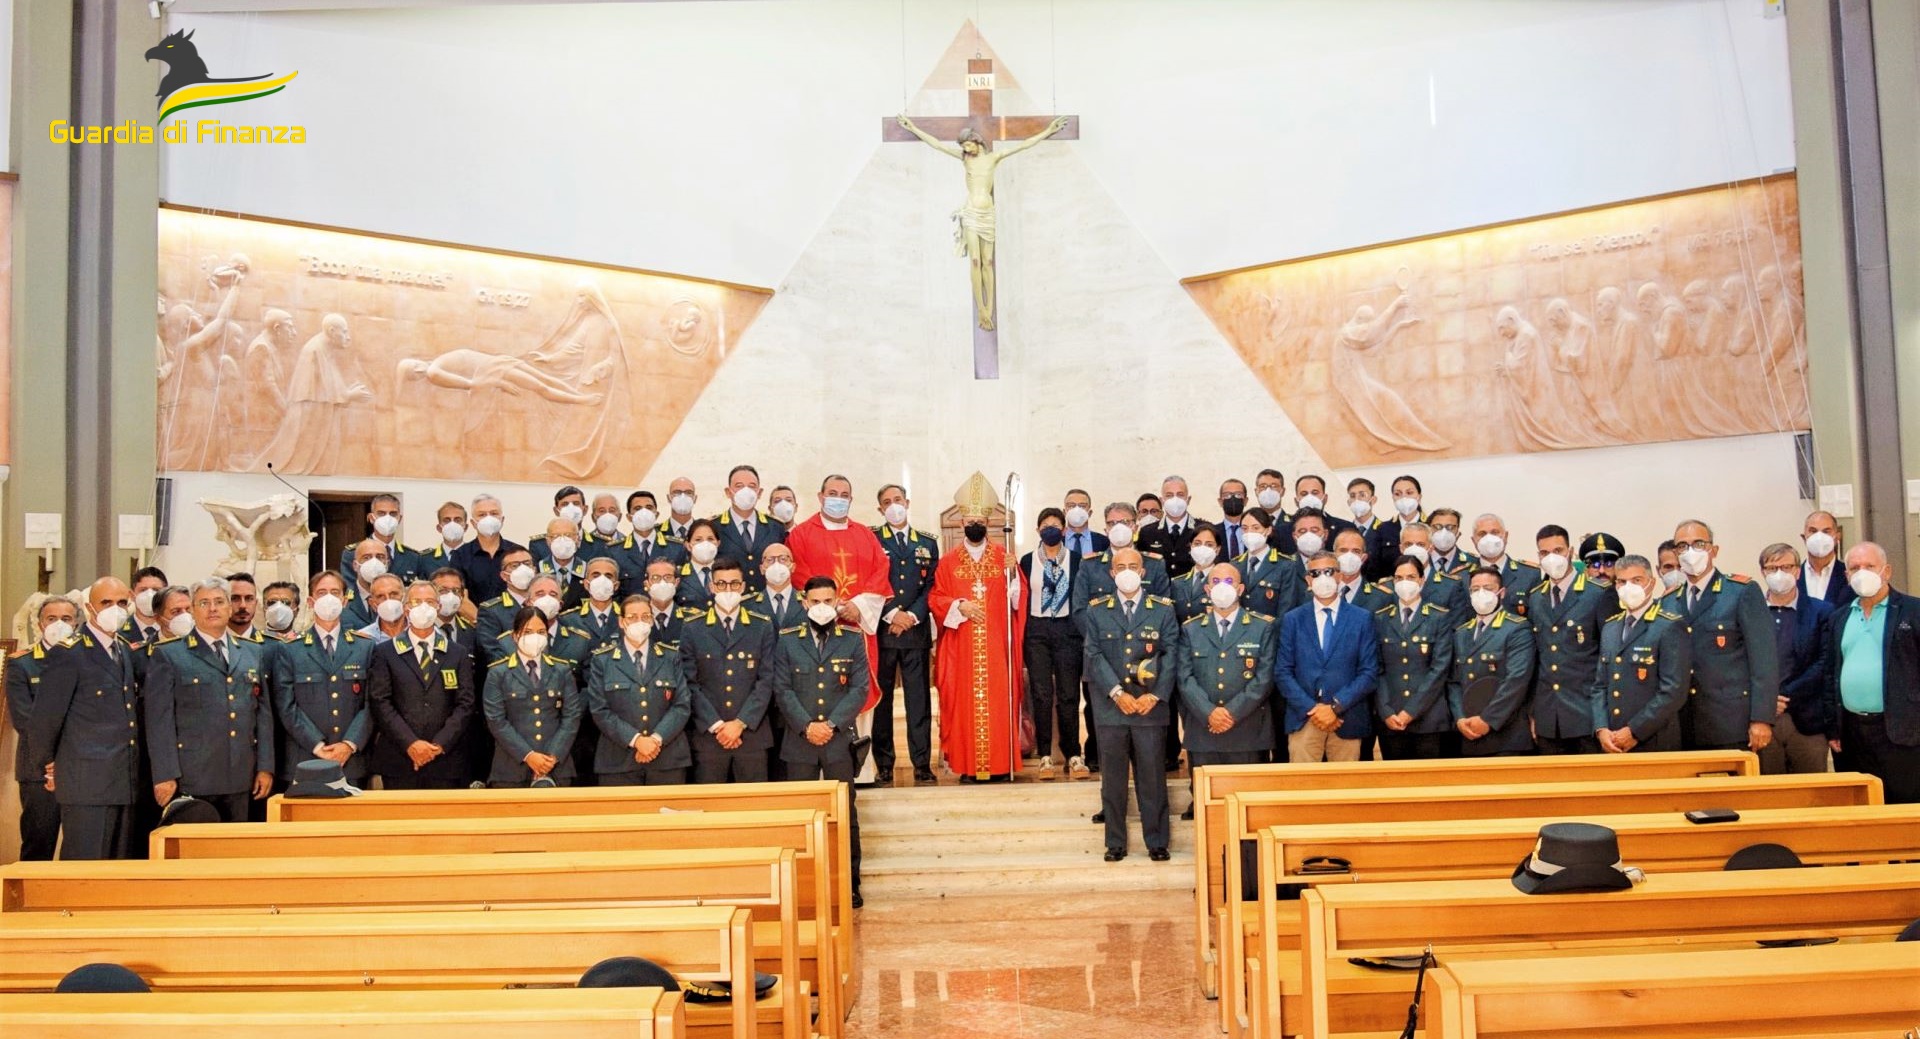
left=244, top=314, right=372, bottom=476
left=1329, top=293, right=1451, bottom=453
left=157, top=258, right=247, bottom=470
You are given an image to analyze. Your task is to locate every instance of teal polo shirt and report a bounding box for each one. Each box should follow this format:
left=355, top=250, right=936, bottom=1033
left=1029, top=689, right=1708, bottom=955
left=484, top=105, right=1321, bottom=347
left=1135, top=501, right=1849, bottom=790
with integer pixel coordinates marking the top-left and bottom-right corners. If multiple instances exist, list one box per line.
left=1839, top=599, right=1888, bottom=714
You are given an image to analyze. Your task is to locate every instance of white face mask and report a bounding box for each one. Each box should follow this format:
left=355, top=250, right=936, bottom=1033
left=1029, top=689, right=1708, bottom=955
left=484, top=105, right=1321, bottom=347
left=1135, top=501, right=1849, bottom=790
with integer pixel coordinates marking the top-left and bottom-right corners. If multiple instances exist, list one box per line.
left=1660, top=569, right=1686, bottom=590
left=1618, top=581, right=1651, bottom=611
left=594, top=513, right=621, bottom=536
left=518, top=632, right=549, bottom=659
left=884, top=502, right=909, bottom=527
left=1189, top=544, right=1218, bottom=568
left=372, top=514, right=400, bottom=538
left=1113, top=570, right=1143, bottom=596
left=588, top=575, right=616, bottom=602
left=821, top=496, right=852, bottom=520
left=1298, top=493, right=1324, bottom=511
left=1294, top=532, right=1324, bottom=557
left=1431, top=528, right=1458, bottom=553
left=1679, top=546, right=1712, bottom=578
left=95, top=604, right=130, bottom=634
left=41, top=619, right=75, bottom=646
left=357, top=557, right=389, bottom=584
left=133, top=589, right=157, bottom=618
left=1400, top=544, right=1431, bottom=565
left=264, top=602, right=296, bottom=631
left=806, top=602, right=839, bottom=626
left=1476, top=533, right=1506, bottom=560
left=311, top=594, right=344, bottom=623
left=690, top=541, right=718, bottom=565
left=1394, top=579, right=1422, bottom=604
left=770, top=500, right=797, bottom=524
left=1469, top=589, right=1500, bottom=616
left=1539, top=552, right=1570, bottom=581
left=648, top=581, right=677, bottom=605
left=1337, top=551, right=1364, bottom=576
left=376, top=599, right=405, bottom=624
left=1163, top=495, right=1188, bottom=520
left=507, top=564, right=535, bottom=592
left=407, top=602, right=439, bottom=630
left=475, top=515, right=504, bottom=538
left=441, top=521, right=466, bottom=545
left=558, top=503, right=585, bottom=526
left=550, top=536, right=577, bottom=562
left=1065, top=505, right=1091, bottom=529
left=532, top=594, right=561, bottom=619
left=1310, top=573, right=1338, bottom=601
left=631, top=508, right=659, bottom=531
left=1803, top=531, right=1837, bottom=559
left=1255, top=487, right=1284, bottom=511
left=669, top=492, right=695, bottom=517
left=1108, top=522, right=1134, bottom=547
left=1349, top=499, right=1373, bottom=521
left=1243, top=531, right=1269, bottom=555
left=713, top=590, right=744, bottom=613
left=1208, top=582, right=1239, bottom=610
left=438, top=590, right=461, bottom=617
left=732, top=487, right=759, bottom=512
left=168, top=612, right=196, bottom=637
left=1850, top=569, right=1884, bottom=599
left=1394, top=496, right=1420, bottom=518
left=764, top=562, right=792, bottom=588
left=624, top=622, right=651, bottom=646
left=1764, top=570, right=1797, bottom=595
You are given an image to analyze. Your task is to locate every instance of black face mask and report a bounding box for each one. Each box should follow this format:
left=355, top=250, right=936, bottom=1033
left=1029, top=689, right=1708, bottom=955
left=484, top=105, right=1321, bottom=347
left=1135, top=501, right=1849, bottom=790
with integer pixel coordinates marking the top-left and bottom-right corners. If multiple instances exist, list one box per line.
left=1038, top=526, right=1064, bottom=547
left=1221, top=495, right=1246, bottom=518
left=964, top=522, right=989, bottom=543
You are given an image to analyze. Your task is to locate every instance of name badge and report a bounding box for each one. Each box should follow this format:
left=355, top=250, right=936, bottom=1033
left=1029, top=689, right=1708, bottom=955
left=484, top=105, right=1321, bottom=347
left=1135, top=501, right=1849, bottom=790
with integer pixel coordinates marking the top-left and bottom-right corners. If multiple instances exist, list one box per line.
left=441, top=669, right=459, bottom=690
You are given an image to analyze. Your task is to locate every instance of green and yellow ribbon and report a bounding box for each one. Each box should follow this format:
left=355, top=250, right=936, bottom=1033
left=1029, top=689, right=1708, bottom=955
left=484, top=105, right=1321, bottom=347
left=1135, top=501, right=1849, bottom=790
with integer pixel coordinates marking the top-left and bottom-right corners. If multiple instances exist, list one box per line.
left=158, top=71, right=299, bottom=124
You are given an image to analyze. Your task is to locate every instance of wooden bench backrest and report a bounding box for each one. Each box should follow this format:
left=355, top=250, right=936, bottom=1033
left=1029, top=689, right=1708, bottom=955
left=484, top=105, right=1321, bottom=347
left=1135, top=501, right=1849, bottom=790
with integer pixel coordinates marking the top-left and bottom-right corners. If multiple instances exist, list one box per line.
left=1428, top=941, right=1920, bottom=1039
left=0, top=989, right=685, bottom=1039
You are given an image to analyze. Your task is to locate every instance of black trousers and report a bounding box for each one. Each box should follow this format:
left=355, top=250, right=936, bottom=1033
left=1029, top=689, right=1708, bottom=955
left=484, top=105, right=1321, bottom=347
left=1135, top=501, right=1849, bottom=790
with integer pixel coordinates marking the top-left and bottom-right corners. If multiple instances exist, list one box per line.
left=694, top=744, right=770, bottom=784
left=873, top=643, right=932, bottom=772
left=1377, top=730, right=1458, bottom=761
left=184, top=791, right=252, bottom=823
left=58, top=803, right=132, bottom=860
left=488, top=777, right=574, bottom=788
left=1023, top=617, right=1083, bottom=759
left=16, top=778, right=60, bottom=861
left=787, top=754, right=861, bottom=890
left=377, top=772, right=468, bottom=791
left=1536, top=734, right=1602, bottom=756
left=600, top=768, right=688, bottom=786
left=1844, top=711, right=1920, bottom=804
left=1096, top=724, right=1169, bottom=854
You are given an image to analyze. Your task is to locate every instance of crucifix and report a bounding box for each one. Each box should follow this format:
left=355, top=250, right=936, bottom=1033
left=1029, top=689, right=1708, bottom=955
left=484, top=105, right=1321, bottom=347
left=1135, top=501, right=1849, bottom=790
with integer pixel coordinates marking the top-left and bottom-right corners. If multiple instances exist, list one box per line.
left=882, top=57, right=1079, bottom=379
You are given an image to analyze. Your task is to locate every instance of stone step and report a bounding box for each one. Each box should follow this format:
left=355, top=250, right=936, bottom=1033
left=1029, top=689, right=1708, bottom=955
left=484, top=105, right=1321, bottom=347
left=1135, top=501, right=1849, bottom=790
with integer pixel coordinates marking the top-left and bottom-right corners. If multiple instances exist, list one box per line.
left=856, top=783, right=1192, bottom=828
left=859, top=843, right=1197, bottom=899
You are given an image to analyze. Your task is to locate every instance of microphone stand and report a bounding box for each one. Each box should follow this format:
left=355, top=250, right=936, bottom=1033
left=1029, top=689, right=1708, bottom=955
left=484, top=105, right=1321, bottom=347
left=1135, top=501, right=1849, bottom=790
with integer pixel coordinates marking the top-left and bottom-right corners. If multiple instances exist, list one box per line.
left=1002, top=473, right=1021, bottom=782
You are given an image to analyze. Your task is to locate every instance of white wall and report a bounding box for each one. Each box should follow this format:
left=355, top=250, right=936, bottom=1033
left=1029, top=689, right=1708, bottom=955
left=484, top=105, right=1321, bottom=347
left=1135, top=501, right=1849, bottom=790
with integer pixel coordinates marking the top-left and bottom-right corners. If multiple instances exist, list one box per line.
left=0, top=0, right=12, bottom=172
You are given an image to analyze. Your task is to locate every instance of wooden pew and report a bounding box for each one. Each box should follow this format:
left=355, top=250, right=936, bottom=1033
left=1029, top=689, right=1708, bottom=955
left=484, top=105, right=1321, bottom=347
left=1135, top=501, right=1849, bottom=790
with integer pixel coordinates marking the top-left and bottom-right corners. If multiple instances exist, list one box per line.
left=0, top=905, right=756, bottom=1039
left=0, top=988, right=687, bottom=1039
left=1427, top=941, right=1920, bottom=1039
left=1219, top=771, right=1880, bottom=1037
left=1286, top=862, right=1920, bottom=1039
left=150, top=810, right=838, bottom=1038
left=0, top=848, right=807, bottom=1039
left=1189, top=751, right=1757, bottom=997
left=265, top=780, right=856, bottom=1011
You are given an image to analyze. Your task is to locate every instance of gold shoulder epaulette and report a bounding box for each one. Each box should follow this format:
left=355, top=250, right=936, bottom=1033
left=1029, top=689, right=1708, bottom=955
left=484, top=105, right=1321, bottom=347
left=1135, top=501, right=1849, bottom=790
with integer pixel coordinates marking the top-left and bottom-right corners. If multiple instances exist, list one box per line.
left=1146, top=594, right=1174, bottom=606
left=1247, top=609, right=1276, bottom=623
left=1457, top=618, right=1479, bottom=630
left=1091, top=594, right=1115, bottom=607
left=1427, top=603, right=1450, bottom=614
left=780, top=624, right=806, bottom=636
left=1373, top=603, right=1395, bottom=615
left=486, top=654, right=513, bottom=669
left=591, top=643, right=616, bottom=655
left=154, top=634, right=183, bottom=646
left=58, top=634, right=82, bottom=649
left=1605, top=610, right=1627, bottom=622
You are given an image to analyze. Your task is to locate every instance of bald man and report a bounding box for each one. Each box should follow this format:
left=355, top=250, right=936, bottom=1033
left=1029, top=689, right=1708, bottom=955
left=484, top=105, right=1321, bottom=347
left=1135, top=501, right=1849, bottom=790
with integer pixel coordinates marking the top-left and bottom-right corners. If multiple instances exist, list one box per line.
left=1824, top=543, right=1919, bottom=803
left=26, top=578, right=144, bottom=859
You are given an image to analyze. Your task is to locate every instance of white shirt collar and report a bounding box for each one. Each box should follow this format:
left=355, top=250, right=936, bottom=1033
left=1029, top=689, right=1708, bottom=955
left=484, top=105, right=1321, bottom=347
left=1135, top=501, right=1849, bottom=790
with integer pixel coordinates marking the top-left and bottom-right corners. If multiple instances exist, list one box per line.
left=965, top=541, right=987, bottom=560
left=1119, top=591, right=1145, bottom=609
left=89, top=623, right=119, bottom=646
left=821, top=516, right=849, bottom=531
left=195, top=628, right=228, bottom=648
left=1213, top=608, right=1240, bottom=627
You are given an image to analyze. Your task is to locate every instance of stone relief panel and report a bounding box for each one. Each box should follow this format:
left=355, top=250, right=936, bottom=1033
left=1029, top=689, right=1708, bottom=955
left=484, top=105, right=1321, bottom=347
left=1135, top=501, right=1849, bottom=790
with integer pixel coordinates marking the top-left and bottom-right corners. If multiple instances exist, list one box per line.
left=156, top=209, right=770, bottom=482
left=1184, top=176, right=1807, bottom=465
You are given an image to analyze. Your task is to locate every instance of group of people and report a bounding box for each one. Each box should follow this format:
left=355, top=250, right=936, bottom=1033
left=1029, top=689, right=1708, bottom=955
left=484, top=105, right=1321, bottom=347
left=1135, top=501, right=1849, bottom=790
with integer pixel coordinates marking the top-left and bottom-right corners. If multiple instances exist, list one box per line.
left=6, top=465, right=1915, bottom=875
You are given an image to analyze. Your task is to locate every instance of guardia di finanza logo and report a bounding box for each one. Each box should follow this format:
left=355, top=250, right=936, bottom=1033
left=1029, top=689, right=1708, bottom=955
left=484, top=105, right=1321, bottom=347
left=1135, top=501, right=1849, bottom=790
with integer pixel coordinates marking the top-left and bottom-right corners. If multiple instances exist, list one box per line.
left=147, top=27, right=300, bottom=141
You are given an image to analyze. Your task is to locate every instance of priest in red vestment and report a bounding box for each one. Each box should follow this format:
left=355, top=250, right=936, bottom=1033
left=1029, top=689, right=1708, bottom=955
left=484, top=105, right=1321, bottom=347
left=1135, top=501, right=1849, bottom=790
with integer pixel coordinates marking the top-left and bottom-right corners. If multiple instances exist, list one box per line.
left=785, top=474, right=894, bottom=715
left=928, top=473, right=1029, bottom=780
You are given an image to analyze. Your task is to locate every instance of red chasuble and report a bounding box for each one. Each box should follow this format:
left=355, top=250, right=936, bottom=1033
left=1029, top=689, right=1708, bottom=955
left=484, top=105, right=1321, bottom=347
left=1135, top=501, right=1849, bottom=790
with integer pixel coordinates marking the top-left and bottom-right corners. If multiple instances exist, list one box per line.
left=785, top=513, right=893, bottom=710
left=928, top=542, right=1030, bottom=778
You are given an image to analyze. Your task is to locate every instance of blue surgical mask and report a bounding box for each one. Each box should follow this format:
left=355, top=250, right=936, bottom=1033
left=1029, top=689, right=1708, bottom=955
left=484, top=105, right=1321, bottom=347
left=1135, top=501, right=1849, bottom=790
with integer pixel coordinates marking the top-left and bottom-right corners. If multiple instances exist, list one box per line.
left=822, top=496, right=851, bottom=520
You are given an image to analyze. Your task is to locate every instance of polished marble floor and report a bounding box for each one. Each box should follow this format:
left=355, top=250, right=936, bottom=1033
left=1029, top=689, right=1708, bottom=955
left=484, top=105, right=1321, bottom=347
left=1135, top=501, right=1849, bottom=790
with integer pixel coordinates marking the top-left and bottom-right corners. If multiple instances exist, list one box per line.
left=844, top=888, right=1220, bottom=1038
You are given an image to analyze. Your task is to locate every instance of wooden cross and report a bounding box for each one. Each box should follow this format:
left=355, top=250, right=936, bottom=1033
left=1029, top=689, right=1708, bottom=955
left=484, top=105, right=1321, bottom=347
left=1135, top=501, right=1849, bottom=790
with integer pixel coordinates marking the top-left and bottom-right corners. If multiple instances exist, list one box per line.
left=881, top=57, right=1079, bottom=380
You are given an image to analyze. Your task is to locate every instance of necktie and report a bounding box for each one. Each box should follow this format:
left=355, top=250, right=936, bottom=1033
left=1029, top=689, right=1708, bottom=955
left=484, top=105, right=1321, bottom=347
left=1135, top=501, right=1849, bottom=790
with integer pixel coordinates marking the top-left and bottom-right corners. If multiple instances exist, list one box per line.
left=724, top=616, right=735, bottom=635
left=773, top=593, right=786, bottom=617
left=1552, top=586, right=1563, bottom=610
left=1623, top=616, right=1639, bottom=641
left=1402, top=607, right=1413, bottom=626
left=417, top=642, right=429, bottom=668
left=212, top=638, right=228, bottom=666
left=1218, top=618, right=1230, bottom=640
left=1227, top=526, right=1238, bottom=557
left=743, top=522, right=753, bottom=543
left=700, top=568, right=711, bottom=590
left=528, top=661, right=540, bottom=684
left=1124, top=599, right=1136, bottom=621
left=1319, top=607, right=1332, bottom=649
left=323, top=633, right=336, bottom=656
left=144, top=625, right=158, bottom=645
left=1476, top=621, right=1488, bottom=643
left=1344, top=585, right=1356, bottom=604
left=1687, top=586, right=1700, bottom=612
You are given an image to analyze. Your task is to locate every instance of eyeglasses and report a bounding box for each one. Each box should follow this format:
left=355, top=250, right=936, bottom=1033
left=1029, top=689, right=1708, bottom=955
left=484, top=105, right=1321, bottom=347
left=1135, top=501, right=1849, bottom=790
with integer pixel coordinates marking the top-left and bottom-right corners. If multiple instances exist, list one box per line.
left=1676, top=539, right=1714, bottom=552
left=1306, top=567, right=1337, bottom=578
left=1431, top=524, right=1458, bottom=533
left=711, top=579, right=746, bottom=592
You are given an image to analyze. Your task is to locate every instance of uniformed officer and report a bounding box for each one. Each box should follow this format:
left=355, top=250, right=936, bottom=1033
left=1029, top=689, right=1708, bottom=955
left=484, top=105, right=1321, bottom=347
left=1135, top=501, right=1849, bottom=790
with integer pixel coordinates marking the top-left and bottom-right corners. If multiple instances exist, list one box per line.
left=336, top=493, right=420, bottom=582
left=1579, top=532, right=1625, bottom=589
left=1136, top=475, right=1211, bottom=578
left=225, top=573, right=262, bottom=643
left=1234, top=508, right=1303, bottom=621
left=1072, top=503, right=1172, bottom=610
left=367, top=583, right=476, bottom=790
left=535, top=517, right=589, bottom=607
left=715, top=464, right=788, bottom=592
left=1528, top=525, right=1611, bottom=755
left=143, top=578, right=275, bottom=822
left=271, top=570, right=375, bottom=789
left=559, top=557, right=625, bottom=655
left=1670, top=519, right=1780, bottom=753
left=527, top=485, right=589, bottom=567
left=342, top=538, right=395, bottom=630
left=1426, top=509, right=1473, bottom=578
left=411, top=500, right=471, bottom=581
left=770, top=576, right=870, bottom=903
left=1331, top=528, right=1393, bottom=613
left=642, top=558, right=693, bottom=645
left=1373, top=555, right=1457, bottom=760
left=121, top=566, right=169, bottom=646
left=26, top=577, right=141, bottom=859
left=662, top=477, right=701, bottom=542
left=7, top=595, right=79, bottom=859
left=1591, top=555, right=1692, bottom=752
left=1177, top=562, right=1276, bottom=784
left=1080, top=548, right=1177, bottom=862
left=476, top=546, right=538, bottom=652
left=676, top=518, right=724, bottom=611
left=580, top=493, right=660, bottom=597
left=1468, top=514, right=1543, bottom=615
left=750, top=544, right=805, bottom=781
left=1172, top=526, right=1225, bottom=624
left=257, top=581, right=302, bottom=642
left=1397, top=521, right=1468, bottom=614
left=1449, top=568, right=1537, bottom=757
left=482, top=604, right=585, bottom=787
left=626, top=490, right=690, bottom=571
left=680, top=558, right=777, bottom=783
left=872, top=484, right=939, bottom=785
left=587, top=595, right=694, bottom=785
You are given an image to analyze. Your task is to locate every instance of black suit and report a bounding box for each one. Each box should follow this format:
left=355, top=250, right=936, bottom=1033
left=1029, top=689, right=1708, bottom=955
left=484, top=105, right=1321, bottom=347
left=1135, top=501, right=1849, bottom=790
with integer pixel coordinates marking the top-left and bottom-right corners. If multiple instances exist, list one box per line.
left=24, top=628, right=142, bottom=859
left=1136, top=517, right=1214, bottom=579
left=873, top=525, right=939, bottom=775
left=713, top=511, right=787, bottom=591
left=5, top=644, right=63, bottom=860
left=678, top=607, right=779, bottom=782
left=367, top=631, right=476, bottom=788
left=1822, top=590, right=1920, bottom=803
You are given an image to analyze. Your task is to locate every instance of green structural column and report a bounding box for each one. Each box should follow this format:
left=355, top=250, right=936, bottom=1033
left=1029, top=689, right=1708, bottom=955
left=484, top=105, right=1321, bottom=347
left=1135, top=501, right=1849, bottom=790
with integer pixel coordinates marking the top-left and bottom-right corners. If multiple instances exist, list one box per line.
left=1871, top=0, right=1920, bottom=583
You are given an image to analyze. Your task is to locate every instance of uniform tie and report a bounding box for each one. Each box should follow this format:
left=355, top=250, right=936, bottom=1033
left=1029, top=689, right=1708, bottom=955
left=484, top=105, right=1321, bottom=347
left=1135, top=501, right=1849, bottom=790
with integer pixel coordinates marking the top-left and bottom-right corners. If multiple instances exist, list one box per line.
left=772, top=593, right=786, bottom=617
left=323, top=633, right=336, bottom=656
left=212, top=638, right=228, bottom=666
left=1217, top=617, right=1230, bottom=640
left=1552, top=586, right=1563, bottom=610
left=1123, top=599, right=1135, bottom=621
left=527, top=659, right=540, bottom=684
left=724, top=616, right=735, bottom=635
left=1402, top=607, right=1413, bottom=626
left=700, top=567, right=711, bottom=591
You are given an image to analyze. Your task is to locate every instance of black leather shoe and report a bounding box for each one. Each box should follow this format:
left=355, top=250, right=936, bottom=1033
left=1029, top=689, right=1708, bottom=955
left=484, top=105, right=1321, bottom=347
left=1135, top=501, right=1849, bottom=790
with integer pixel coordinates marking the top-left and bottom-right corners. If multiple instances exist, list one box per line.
left=1180, top=805, right=1195, bottom=821
left=852, top=890, right=864, bottom=909
left=913, top=769, right=936, bottom=785
left=1091, top=811, right=1105, bottom=824
left=1104, top=849, right=1126, bottom=862
left=874, top=772, right=894, bottom=788
left=1149, top=847, right=1171, bottom=862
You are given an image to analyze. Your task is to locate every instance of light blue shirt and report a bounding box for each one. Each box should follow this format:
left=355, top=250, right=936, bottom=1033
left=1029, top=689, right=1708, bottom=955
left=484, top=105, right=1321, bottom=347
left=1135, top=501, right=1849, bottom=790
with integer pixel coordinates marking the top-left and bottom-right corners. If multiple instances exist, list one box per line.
left=1839, top=599, right=1888, bottom=714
